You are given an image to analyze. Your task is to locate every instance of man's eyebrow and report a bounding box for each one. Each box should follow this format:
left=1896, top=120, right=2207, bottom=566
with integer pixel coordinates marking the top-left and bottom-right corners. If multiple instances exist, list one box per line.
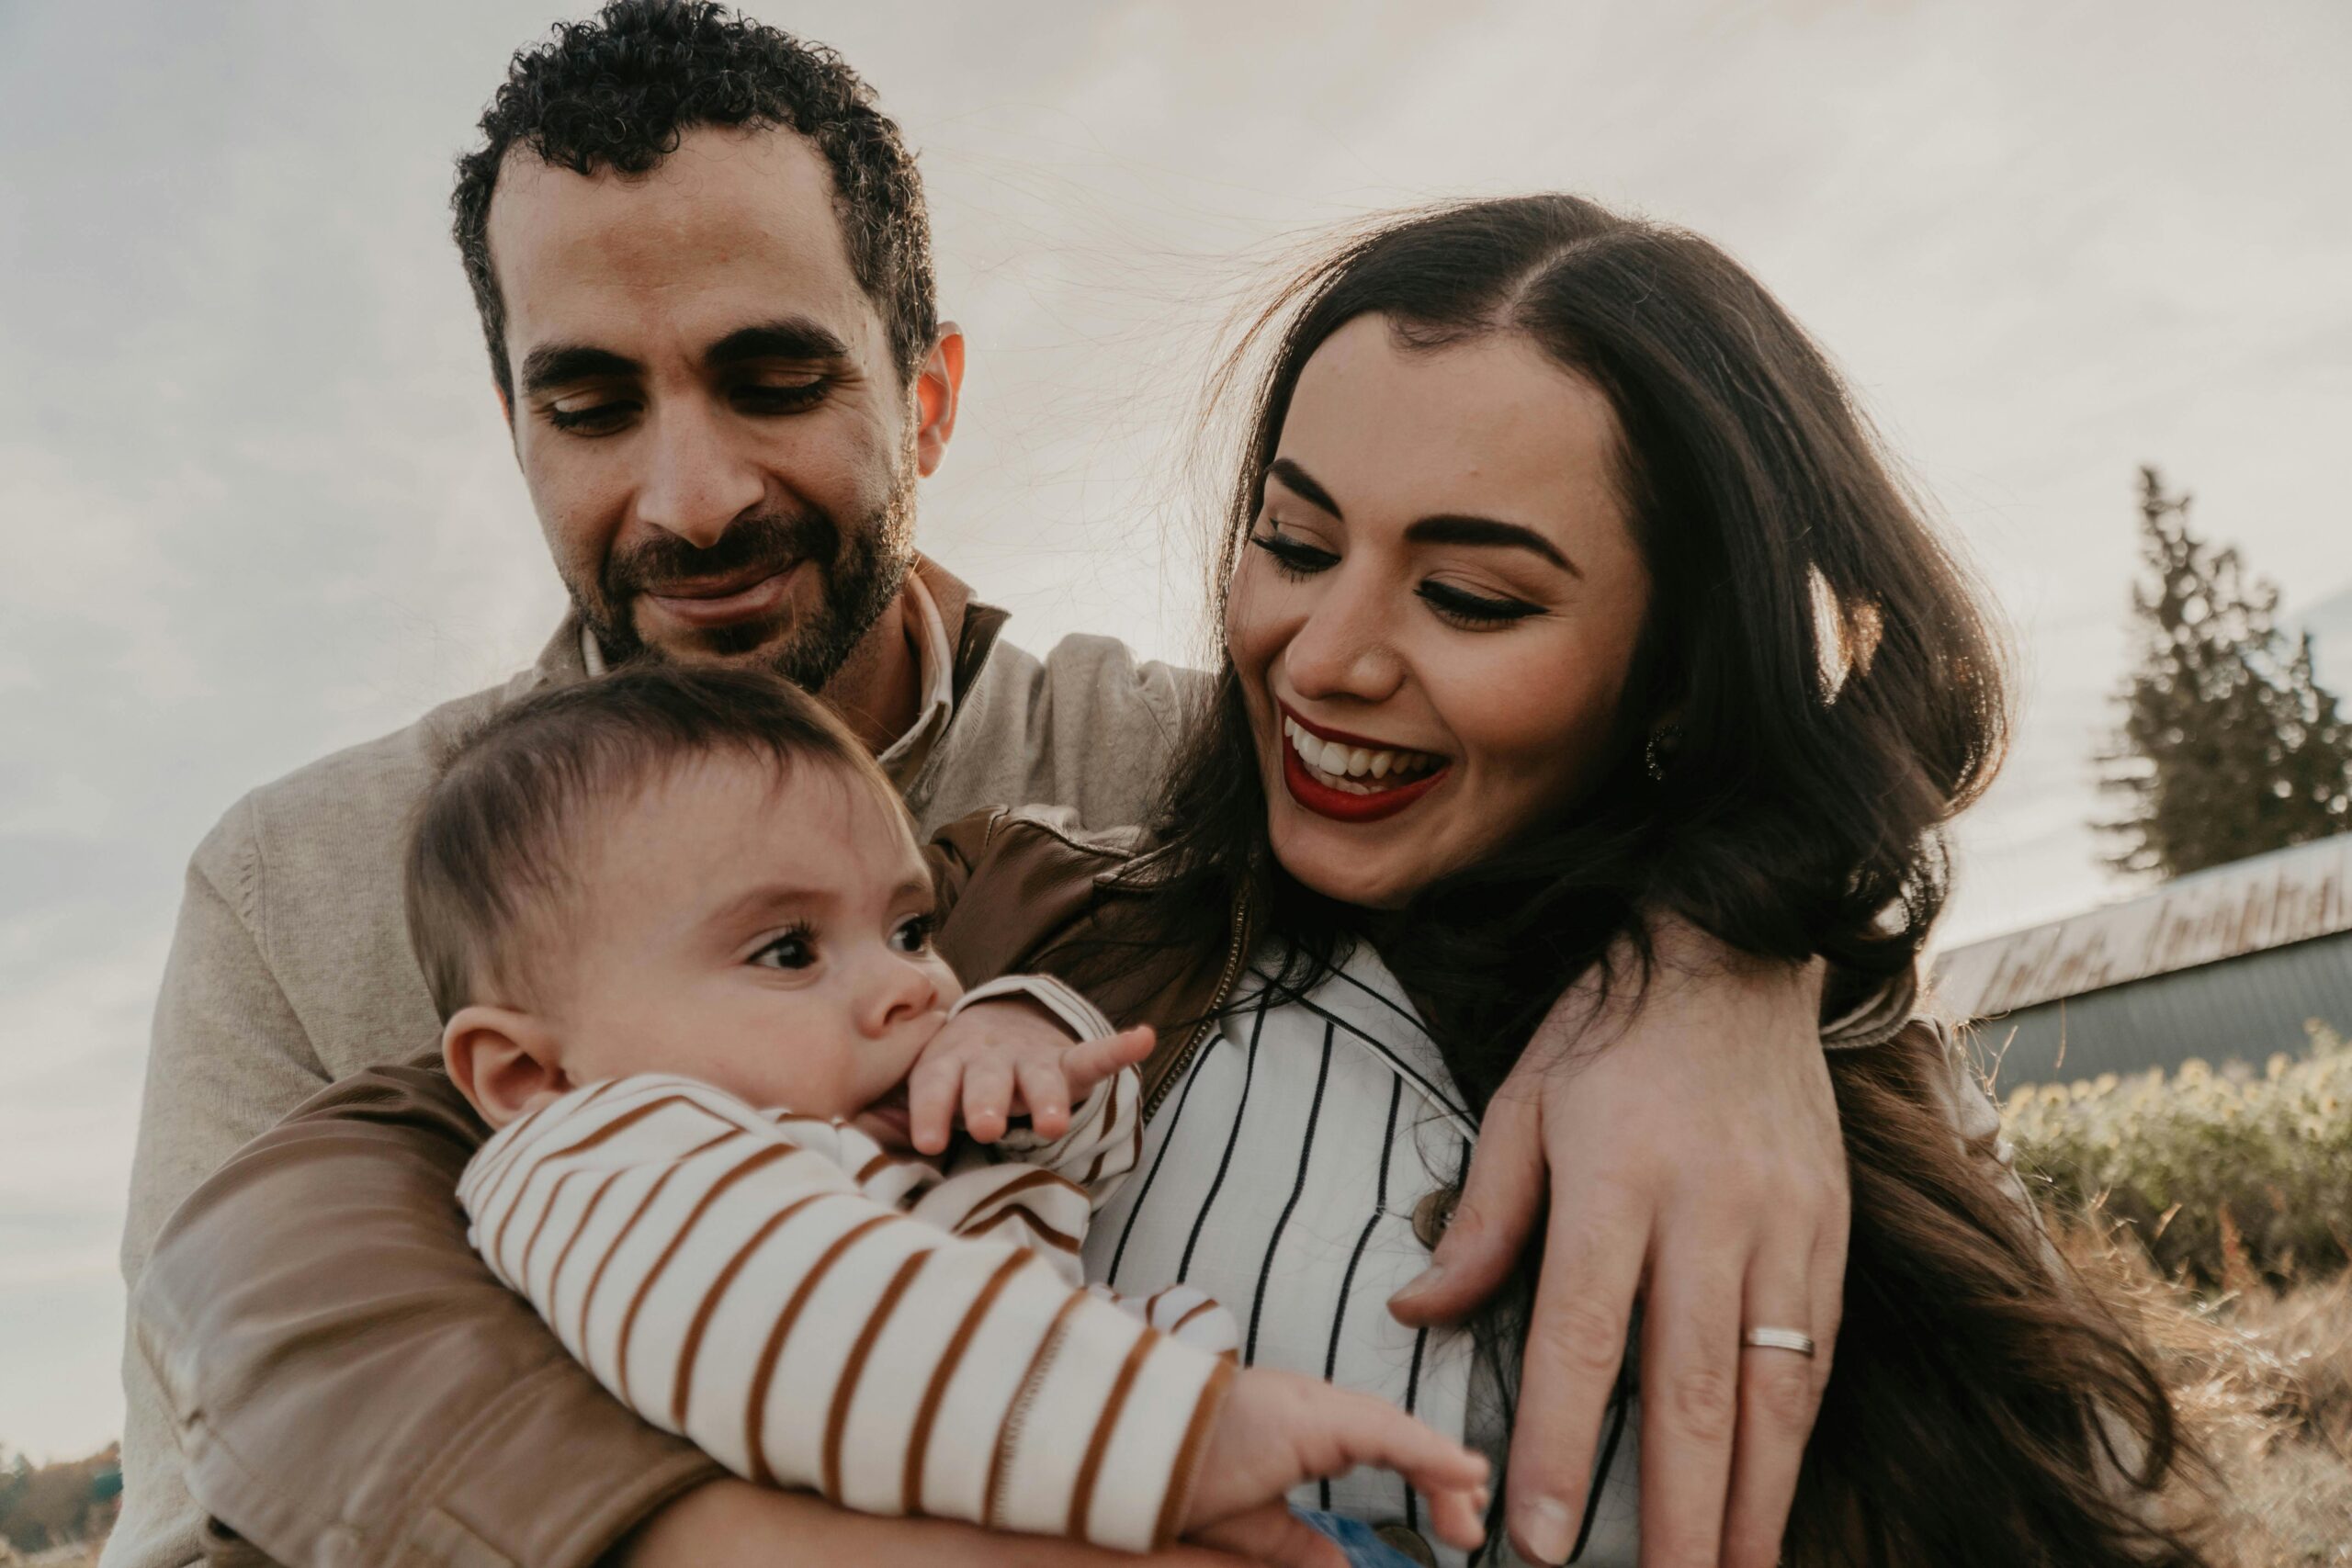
left=1405, top=514, right=1580, bottom=576
left=518, top=344, right=642, bottom=398
left=1265, top=457, right=1343, bottom=517
left=705, top=318, right=854, bottom=369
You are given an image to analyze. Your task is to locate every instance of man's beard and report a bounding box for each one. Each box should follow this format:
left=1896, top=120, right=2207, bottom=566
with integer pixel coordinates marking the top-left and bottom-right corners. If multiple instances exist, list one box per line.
left=572, top=466, right=916, bottom=693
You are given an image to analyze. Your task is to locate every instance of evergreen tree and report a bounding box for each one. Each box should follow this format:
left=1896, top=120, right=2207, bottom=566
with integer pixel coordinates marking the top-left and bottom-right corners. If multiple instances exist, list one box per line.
left=2099, top=466, right=2352, bottom=878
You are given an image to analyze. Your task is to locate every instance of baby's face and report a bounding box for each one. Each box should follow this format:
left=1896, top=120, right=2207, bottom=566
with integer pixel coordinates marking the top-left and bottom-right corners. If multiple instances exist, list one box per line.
left=542, top=751, right=960, bottom=1146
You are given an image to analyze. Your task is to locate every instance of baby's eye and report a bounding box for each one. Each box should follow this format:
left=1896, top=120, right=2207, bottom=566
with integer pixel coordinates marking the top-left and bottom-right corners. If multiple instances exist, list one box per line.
left=891, top=914, right=936, bottom=954
left=751, top=925, right=817, bottom=970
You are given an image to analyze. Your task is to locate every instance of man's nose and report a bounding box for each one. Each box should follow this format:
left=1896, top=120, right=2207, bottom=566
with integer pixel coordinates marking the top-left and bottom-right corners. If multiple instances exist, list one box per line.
left=1284, top=572, right=1406, bottom=704
left=633, top=403, right=766, bottom=550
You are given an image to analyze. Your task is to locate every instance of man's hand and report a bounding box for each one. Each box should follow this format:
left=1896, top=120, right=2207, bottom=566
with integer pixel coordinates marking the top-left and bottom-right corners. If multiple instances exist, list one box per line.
left=1387, top=923, right=1842, bottom=1568
left=1183, top=1367, right=1489, bottom=1557
left=906, top=998, right=1155, bottom=1153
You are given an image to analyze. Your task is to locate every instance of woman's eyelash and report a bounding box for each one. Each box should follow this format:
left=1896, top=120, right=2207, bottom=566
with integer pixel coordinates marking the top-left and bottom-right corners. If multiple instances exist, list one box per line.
left=1419, top=581, right=1544, bottom=626
left=1254, top=530, right=1541, bottom=626
left=1249, top=531, right=1336, bottom=577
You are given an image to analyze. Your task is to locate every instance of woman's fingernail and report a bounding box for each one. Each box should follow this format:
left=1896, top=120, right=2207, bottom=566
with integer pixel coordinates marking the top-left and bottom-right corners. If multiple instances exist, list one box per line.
left=1515, top=1497, right=1576, bottom=1565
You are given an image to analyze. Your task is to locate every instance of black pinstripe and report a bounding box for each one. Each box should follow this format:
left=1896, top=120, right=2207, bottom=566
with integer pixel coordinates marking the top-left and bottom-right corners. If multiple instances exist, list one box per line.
left=1401, top=1323, right=1431, bottom=1528
left=1244, top=1023, right=1334, bottom=1365
left=1283, top=987, right=1470, bottom=1125
left=1177, top=984, right=1271, bottom=1284
left=1319, top=1074, right=1404, bottom=1510
left=1105, top=1000, right=1216, bottom=1290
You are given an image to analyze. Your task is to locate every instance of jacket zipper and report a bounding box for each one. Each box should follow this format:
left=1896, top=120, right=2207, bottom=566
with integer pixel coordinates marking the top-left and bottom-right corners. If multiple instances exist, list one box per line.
left=1141, top=892, right=1252, bottom=1124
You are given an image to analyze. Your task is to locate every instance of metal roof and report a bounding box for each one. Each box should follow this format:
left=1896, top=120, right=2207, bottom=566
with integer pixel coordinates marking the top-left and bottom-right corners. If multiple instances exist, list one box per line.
left=1932, top=830, right=2352, bottom=1019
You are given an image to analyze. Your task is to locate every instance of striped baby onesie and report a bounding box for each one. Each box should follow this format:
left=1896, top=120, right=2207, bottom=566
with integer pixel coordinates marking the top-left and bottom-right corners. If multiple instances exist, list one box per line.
left=457, top=978, right=1238, bottom=1552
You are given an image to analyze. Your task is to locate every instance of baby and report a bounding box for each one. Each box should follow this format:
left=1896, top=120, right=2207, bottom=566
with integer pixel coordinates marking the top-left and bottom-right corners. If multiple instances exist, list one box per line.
left=403, top=664, right=1487, bottom=1563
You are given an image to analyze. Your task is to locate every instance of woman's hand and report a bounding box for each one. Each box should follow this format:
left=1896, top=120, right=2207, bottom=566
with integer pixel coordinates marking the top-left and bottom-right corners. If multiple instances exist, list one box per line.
left=615, top=1478, right=1286, bottom=1567
left=1387, top=921, right=1843, bottom=1568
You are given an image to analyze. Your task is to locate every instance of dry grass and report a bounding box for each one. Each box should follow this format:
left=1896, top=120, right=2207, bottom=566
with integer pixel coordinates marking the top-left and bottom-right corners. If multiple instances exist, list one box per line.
left=2052, top=1207, right=2352, bottom=1563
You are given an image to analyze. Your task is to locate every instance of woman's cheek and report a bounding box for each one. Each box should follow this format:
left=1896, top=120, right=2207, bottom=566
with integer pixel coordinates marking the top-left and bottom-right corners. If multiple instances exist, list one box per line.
left=1451, top=637, right=1620, bottom=812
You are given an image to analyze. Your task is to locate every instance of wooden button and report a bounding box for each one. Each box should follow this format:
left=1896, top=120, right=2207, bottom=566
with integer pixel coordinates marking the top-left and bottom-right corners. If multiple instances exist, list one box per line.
left=1374, top=1521, right=1438, bottom=1566
left=1411, top=1186, right=1460, bottom=1250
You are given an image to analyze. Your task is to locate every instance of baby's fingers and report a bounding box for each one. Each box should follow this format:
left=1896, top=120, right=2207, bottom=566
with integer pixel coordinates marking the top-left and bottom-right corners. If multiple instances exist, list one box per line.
left=906, top=1054, right=964, bottom=1156
left=961, top=1055, right=1018, bottom=1144
left=1016, top=1059, right=1072, bottom=1140
left=1424, top=1481, right=1492, bottom=1554
left=1316, top=1388, right=1488, bottom=1490
left=1060, top=1025, right=1157, bottom=1092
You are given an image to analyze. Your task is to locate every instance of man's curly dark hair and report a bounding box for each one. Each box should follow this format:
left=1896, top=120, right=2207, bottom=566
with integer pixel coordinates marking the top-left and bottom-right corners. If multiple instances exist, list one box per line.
left=451, top=0, right=936, bottom=399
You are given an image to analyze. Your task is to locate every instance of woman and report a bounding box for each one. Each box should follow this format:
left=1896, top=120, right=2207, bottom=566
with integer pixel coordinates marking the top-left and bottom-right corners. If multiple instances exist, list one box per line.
left=1041, top=194, right=2206, bottom=1565
left=135, top=195, right=2202, bottom=1568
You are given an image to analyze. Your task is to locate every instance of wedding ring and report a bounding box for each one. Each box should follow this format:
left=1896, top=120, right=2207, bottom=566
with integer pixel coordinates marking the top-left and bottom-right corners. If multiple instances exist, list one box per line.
left=1740, top=1325, right=1816, bottom=1357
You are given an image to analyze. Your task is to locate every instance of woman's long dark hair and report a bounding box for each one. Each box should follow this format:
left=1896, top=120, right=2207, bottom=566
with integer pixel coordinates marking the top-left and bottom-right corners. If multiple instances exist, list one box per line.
left=1118, top=197, right=2210, bottom=1566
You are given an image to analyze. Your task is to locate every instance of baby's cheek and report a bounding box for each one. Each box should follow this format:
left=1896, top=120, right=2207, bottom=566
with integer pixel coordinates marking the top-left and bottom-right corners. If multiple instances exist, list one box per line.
left=926, top=957, right=966, bottom=1011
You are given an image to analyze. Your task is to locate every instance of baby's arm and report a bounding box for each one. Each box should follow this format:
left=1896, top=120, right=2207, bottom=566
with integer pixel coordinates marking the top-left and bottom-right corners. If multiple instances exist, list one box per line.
left=460, top=1073, right=1225, bottom=1549
left=460, top=1072, right=1484, bottom=1556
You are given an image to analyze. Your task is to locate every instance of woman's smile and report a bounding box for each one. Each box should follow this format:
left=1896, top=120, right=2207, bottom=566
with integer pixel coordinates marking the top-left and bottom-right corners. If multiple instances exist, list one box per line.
left=1277, top=702, right=1453, bottom=822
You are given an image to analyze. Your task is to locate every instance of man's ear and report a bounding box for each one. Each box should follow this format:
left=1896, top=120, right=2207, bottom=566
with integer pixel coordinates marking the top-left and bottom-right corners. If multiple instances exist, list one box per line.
left=910, top=325, right=964, bottom=479
left=442, top=1004, right=569, bottom=1128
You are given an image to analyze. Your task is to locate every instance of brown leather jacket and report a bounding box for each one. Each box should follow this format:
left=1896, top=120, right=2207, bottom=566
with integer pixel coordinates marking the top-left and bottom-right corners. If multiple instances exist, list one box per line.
left=131, top=810, right=1247, bottom=1568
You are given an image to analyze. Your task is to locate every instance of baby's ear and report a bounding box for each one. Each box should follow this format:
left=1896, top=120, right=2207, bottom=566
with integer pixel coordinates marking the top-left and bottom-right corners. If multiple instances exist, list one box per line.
left=442, top=1005, right=568, bottom=1128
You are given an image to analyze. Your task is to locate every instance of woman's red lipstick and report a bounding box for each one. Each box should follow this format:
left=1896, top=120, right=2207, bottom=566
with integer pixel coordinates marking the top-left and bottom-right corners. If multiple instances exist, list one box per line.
left=1276, top=703, right=1452, bottom=824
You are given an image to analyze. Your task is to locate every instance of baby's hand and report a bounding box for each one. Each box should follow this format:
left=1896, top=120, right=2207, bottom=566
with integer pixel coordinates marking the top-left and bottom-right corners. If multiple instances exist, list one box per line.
left=1182, top=1368, right=1488, bottom=1556
left=905, top=999, right=1155, bottom=1155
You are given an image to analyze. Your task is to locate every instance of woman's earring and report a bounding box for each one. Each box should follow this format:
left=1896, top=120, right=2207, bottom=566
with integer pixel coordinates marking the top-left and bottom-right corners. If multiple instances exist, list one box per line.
left=1645, top=723, right=1682, bottom=782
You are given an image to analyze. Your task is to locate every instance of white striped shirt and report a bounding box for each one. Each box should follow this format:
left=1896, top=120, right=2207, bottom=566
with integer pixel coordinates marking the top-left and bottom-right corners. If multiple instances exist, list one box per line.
left=1090, top=941, right=1639, bottom=1568
left=458, top=995, right=1238, bottom=1552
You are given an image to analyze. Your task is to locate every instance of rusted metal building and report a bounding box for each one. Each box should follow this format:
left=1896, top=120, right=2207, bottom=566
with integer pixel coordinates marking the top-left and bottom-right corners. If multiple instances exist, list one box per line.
left=1930, top=833, right=2352, bottom=1087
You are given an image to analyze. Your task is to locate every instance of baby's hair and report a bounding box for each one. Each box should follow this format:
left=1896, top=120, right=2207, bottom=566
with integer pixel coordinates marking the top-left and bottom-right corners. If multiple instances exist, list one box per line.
left=404, top=664, right=900, bottom=1021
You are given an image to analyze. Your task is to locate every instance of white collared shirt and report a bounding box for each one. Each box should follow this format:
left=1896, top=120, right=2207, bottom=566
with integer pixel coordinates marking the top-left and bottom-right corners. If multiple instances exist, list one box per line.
left=1083, top=938, right=1643, bottom=1567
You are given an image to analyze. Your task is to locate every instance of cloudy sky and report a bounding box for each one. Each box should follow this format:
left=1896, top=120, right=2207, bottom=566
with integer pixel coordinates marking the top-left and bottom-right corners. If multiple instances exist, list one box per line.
left=3, top=0, right=2348, bottom=1461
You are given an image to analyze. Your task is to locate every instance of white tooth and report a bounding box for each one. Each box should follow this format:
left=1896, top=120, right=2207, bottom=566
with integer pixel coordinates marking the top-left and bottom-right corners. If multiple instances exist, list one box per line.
left=1370, top=752, right=1393, bottom=779
left=1319, top=739, right=1348, bottom=775
left=1347, top=747, right=1370, bottom=776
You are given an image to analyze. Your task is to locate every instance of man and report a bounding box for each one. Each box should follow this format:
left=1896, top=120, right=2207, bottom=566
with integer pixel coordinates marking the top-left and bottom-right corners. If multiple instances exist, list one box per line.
left=111, top=6, right=1849, bottom=1568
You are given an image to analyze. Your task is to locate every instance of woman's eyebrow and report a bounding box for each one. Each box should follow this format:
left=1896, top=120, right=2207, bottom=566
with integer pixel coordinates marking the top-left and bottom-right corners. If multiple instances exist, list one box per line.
left=1404, top=514, right=1580, bottom=576
left=1266, top=457, right=1342, bottom=516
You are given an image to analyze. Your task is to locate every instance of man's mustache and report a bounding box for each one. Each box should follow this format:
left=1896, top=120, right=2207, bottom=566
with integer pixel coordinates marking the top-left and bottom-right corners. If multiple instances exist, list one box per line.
left=602, top=511, right=841, bottom=600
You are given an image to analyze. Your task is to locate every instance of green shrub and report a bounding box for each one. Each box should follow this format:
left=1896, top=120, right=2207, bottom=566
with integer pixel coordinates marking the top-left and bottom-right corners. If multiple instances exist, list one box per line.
left=2000, top=1022, right=2352, bottom=1286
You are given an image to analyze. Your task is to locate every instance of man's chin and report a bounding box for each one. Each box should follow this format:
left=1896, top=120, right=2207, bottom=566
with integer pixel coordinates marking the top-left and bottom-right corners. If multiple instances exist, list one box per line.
left=620, top=608, right=808, bottom=670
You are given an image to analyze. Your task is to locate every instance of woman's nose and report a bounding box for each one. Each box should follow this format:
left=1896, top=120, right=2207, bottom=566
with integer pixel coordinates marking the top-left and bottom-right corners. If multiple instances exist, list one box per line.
left=1283, top=580, right=1405, bottom=704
